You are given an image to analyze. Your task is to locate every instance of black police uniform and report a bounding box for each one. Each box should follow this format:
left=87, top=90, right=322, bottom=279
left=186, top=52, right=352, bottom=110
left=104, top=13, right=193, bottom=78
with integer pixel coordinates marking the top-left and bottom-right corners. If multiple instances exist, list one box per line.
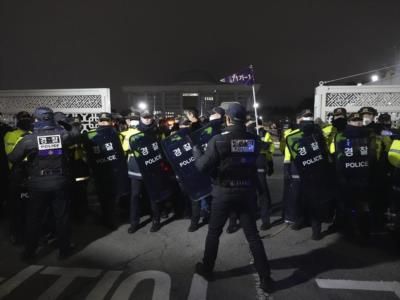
left=8, top=108, right=78, bottom=258
left=286, top=120, right=331, bottom=239
left=84, top=118, right=128, bottom=230
left=128, top=120, right=166, bottom=232
left=194, top=120, right=271, bottom=286
left=333, top=124, right=375, bottom=239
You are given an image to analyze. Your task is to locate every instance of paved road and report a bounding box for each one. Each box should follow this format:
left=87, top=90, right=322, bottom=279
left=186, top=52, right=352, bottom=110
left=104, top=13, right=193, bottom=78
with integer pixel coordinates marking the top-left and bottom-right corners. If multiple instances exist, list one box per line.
left=0, top=155, right=399, bottom=300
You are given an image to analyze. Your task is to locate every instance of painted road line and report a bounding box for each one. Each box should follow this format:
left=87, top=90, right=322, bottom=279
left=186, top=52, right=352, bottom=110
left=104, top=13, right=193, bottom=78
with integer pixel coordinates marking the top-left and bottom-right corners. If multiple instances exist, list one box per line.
left=38, top=267, right=102, bottom=300
left=316, top=279, right=400, bottom=298
left=86, top=270, right=123, bottom=300
left=111, top=270, right=171, bottom=300
left=0, top=265, right=44, bottom=299
left=187, top=273, right=208, bottom=300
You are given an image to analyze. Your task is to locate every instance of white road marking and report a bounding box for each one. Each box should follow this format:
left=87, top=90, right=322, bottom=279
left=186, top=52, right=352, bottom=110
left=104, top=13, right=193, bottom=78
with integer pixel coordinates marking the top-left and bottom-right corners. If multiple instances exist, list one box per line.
left=111, top=270, right=171, bottom=300
left=187, top=273, right=208, bottom=300
left=38, top=267, right=102, bottom=300
left=86, top=270, right=123, bottom=300
left=316, top=279, right=400, bottom=298
left=0, top=265, right=44, bottom=299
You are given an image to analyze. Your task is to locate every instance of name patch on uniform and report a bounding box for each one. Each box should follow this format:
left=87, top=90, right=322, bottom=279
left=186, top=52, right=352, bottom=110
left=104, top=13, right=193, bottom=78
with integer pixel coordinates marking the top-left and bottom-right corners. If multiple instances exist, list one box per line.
left=231, top=139, right=255, bottom=153
left=37, top=135, right=62, bottom=156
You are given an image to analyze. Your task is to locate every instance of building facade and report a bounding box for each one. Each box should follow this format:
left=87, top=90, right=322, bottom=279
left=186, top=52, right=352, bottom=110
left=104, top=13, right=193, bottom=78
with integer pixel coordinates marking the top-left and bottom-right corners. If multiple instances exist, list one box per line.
left=121, top=72, right=259, bottom=117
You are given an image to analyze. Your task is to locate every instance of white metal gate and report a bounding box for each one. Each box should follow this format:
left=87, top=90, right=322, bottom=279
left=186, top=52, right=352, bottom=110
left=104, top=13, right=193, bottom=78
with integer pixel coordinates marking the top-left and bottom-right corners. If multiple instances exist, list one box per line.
left=314, top=85, right=400, bottom=126
left=0, top=88, right=111, bottom=131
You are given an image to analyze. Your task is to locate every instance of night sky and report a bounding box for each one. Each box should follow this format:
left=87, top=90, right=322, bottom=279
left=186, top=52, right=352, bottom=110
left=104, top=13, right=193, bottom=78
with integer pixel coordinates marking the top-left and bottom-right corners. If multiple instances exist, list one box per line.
left=1, top=0, right=400, bottom=109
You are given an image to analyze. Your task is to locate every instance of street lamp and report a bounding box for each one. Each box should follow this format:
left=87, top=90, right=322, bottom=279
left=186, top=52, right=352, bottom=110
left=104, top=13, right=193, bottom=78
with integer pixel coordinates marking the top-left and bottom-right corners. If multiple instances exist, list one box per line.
left=371, top=75, right=379, bottom=82
left=138, top=102, right=148, bottom=110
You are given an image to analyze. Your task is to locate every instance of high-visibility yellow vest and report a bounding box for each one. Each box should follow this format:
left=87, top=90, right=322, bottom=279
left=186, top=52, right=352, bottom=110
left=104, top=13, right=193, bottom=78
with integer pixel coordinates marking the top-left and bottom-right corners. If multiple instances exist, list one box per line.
left=388, top=139, right=400, bottom=168
left=284, top=128, right=300, bottom=163
left=280, top=128, right=293, bottom=155
left=120, top=127, right=140, bottom=153
left=4, top=128, right=30, bottom=169
left=262, top=132, right=275, bottom=161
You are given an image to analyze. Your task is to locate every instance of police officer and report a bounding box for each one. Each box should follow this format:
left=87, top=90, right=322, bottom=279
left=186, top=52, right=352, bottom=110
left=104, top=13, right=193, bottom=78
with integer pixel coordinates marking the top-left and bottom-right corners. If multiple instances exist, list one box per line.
left=285, top=109, right=331, bottom=240
left=194, top=103, right=273, bottom=293
left=84, top=112, right=128, bottom=230
left=331, top=112, right=376, bottom=241
left=279, top=117, right=300, bottom=224
left=4, top=111, right=33, bottom=243
left=127, top=110, right=165, bottom=233
left=66, top=116, right=90, bottom=221
left=7, top=107, right=78, bottom=260
left=387, top=133, right=400, bottom=234
left=359, top=107, right=390, bottom=230
left=246, top=118, right=274, bottom=230
left=174, top=118, right=204, bottom=232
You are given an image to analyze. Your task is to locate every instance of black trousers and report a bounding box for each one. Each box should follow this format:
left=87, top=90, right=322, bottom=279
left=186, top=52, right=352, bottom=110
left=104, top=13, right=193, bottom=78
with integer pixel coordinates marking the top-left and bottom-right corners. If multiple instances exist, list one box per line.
left=25, top=188, right=70, bottom=255
left=130, top=178, right=161, bottom=225
left=338, top=183, right=371, bottom=238
left=203, top=186, right=270, bottom=278
left=257, top=172, right=272, bottom=225
left=71, top=180, right=88, bottom=220
left=7, top=173, right=27, bottom=242
left=95, top=178, right=118, bottom=226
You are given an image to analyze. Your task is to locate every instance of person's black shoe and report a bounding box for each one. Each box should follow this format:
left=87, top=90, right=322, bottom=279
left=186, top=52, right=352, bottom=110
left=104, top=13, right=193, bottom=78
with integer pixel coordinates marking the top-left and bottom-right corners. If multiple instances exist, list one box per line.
left=226, top=224, right=240, bottom=234
left=259, top=276, right=275, bottom=293
left=195, top=262, right=214, bottom=281
left=150, top=222, right=161, bottom=232
left=128, top=224, right=139, bottom=234
left=260, top=223, right=272, bottom=231
left=161, top=211, right=169, bottom=219
left=188, top=223, right=199, bottom=232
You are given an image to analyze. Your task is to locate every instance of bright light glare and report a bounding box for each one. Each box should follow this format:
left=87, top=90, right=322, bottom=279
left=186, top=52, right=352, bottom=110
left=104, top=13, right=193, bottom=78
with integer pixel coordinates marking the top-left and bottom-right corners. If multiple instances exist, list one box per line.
left=371, top=75, right=379, bottom=82
left=138, top=102, right=148, bottom=110
left=253, top=102, right=259, bottom=109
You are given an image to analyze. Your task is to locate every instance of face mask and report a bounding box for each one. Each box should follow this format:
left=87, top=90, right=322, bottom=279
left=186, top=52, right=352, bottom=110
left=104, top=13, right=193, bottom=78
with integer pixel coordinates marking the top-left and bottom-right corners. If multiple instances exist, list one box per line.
left=17, top=119, right=32, bottom=131
left=332, top=118, right=347, bottom=130
left=130, top=120, right=139, bottom=127
left=363, top=116, right=373, bottom=126
left=209, top=114, right=220, bottom=121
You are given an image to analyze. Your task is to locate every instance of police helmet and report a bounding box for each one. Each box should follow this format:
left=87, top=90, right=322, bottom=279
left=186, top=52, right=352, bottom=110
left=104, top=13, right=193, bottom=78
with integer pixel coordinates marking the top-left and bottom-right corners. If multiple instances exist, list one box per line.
left=98, top=112, right=112, bottom=121
left=16, top=111, right=31, bottom=121
left=378, top=113, right=391, bottom=124
left=34, top=107, right=54, bottom=121
left=226, top=103, right=247, bottom=122
left=348, top=112, right=362, bottom=121
left=333, top=107, right=347, bottom=118
left=358, top=106, right=377, bottom=116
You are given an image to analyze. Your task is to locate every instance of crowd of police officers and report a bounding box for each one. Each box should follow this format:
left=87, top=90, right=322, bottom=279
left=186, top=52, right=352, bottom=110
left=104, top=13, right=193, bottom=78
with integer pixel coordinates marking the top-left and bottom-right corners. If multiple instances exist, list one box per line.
left=1, top=102, right=400, bottom=293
